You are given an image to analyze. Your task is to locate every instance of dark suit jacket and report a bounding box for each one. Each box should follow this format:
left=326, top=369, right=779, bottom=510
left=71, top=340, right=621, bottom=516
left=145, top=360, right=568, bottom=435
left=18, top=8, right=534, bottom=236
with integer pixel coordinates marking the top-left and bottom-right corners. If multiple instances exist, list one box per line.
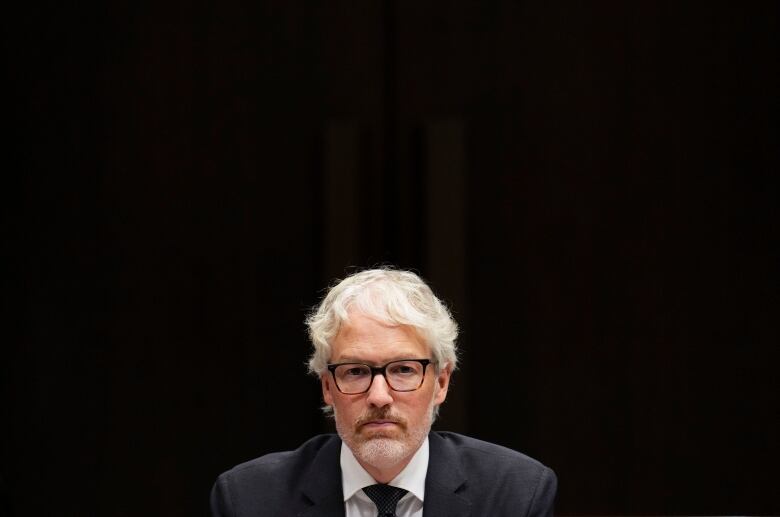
left=211, top=432, right=557, bottom=517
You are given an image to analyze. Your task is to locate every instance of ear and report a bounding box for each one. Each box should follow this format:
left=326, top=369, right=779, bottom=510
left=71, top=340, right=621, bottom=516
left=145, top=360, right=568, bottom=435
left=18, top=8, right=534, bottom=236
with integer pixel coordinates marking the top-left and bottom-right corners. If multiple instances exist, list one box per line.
left=321, top=374, right=335, bottom=406
left=433, top=364, right=452, bottom=405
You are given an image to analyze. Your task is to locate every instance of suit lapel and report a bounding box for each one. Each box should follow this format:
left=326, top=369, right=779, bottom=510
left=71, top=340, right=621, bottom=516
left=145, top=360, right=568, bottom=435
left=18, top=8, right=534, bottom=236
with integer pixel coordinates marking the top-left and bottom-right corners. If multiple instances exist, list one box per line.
left=298, top=436, right=346, bottom=517
left=423, top=433, right=471, bottom=517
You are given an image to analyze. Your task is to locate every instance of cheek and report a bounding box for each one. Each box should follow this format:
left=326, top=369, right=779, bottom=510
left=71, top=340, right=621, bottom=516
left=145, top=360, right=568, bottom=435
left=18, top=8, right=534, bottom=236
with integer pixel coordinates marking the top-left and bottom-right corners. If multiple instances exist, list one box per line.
left=405, top=390, right=437, bottom=416
left=331, top=393, right=360, bottom=418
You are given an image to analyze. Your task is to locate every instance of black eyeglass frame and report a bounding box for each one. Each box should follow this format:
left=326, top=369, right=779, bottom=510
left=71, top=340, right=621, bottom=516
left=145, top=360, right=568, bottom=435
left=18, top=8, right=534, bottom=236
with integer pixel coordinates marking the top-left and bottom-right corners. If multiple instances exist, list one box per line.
left=326, top=358, right=433, bottom=394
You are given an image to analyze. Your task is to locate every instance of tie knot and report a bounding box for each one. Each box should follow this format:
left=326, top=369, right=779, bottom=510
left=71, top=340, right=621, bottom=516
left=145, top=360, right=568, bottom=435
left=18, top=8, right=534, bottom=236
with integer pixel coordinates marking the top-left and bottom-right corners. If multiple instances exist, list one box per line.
left=362, top=484, right=408, bottom=517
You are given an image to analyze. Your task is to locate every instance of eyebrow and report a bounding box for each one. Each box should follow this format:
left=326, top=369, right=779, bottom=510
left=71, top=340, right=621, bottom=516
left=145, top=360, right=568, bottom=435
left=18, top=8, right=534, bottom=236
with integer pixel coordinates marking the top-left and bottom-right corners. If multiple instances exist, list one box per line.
left=334, top=356, right=425, bottom=365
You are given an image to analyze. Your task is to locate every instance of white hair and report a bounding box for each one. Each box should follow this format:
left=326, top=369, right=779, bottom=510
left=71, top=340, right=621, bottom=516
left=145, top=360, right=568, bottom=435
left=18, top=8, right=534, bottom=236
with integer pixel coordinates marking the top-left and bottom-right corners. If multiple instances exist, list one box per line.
left=306, top=268, right=459, bottom=375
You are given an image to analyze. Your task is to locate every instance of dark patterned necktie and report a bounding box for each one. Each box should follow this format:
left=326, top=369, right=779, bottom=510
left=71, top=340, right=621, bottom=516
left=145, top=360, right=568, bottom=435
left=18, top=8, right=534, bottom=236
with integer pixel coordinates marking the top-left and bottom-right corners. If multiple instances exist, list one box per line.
left=362, top=484, right=409, bottom=517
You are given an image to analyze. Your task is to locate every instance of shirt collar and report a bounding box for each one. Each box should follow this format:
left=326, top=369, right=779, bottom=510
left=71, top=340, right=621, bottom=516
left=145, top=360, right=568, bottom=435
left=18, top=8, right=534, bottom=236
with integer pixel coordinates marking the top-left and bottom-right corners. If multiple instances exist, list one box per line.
left=340, top=437, right=429, bottom=503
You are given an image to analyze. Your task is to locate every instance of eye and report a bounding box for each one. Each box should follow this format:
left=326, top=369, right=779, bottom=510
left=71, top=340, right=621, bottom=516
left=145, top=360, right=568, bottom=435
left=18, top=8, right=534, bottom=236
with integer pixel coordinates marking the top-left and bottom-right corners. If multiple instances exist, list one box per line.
left=343, top=366, right=369, bottom=377
left=388, top=362, right=419, bottom=376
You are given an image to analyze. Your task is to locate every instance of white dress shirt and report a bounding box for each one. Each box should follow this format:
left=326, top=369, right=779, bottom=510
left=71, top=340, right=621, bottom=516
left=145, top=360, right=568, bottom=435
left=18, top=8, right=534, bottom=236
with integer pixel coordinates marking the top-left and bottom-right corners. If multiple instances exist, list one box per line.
left=340, top=438, right=429, bottom=517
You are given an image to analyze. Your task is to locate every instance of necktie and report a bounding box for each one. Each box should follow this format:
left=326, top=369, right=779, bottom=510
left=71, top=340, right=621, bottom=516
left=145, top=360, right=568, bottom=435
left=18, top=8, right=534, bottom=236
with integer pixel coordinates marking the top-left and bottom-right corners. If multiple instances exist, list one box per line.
left=362, top=484, right=409, bottom=517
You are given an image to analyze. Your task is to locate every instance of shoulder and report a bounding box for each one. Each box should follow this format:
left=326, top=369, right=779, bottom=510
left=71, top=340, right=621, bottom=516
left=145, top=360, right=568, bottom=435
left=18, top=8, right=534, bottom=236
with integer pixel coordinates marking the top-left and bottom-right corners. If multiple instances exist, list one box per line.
left=431, top=431, right=550, bottom=472
left=216, top=434, right=338, bottom=485
left=427, top=432, right=557, bottom=515
left=210, top=434, right=341, bottom=516
left=429, top=431, right=557, bottom=514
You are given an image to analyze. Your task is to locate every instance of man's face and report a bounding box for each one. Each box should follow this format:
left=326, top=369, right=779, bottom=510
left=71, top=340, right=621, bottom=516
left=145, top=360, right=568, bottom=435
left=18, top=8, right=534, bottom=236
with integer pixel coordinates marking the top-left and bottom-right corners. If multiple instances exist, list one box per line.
left=321, top=311, right=450, bottom=478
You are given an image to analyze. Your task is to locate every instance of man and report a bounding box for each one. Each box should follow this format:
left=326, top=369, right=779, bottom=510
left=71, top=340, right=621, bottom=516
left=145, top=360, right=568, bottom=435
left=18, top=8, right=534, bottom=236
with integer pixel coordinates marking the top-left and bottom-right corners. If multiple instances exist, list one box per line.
left=211, top=268, right=557, bottom=517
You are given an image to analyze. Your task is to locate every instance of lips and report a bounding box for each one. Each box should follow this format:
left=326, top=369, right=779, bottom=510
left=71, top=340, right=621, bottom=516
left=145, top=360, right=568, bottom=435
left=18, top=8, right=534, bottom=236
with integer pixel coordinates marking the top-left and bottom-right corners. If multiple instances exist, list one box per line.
left=363, top=420, right=397, bottom=427
left=357, top=414, right=405, bottom=430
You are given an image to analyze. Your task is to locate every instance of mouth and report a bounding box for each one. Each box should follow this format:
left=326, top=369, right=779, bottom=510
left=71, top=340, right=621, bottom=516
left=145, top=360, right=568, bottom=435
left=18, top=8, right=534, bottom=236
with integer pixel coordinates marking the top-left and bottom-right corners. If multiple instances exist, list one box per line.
left=358, top=417, right=405, bottom=434
left=362, top=419, right=398, bottom=428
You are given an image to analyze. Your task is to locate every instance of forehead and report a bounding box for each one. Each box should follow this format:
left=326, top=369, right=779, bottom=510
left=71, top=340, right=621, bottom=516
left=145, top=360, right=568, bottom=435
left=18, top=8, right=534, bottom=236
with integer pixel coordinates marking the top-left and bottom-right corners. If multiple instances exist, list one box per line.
left=330, top=312, right=429, bottom=362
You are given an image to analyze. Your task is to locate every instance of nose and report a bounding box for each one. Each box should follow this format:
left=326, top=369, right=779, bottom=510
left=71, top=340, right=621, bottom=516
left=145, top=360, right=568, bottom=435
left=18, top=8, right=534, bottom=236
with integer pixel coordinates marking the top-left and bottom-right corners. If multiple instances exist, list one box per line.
left=365, top=372, right=394, bottom=408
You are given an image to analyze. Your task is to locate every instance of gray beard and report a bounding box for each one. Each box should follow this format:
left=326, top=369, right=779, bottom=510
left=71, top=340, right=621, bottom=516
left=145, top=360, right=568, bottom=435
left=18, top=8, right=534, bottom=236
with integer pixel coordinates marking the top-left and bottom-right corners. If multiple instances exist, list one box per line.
left=334, top=406, right=433, bottom=471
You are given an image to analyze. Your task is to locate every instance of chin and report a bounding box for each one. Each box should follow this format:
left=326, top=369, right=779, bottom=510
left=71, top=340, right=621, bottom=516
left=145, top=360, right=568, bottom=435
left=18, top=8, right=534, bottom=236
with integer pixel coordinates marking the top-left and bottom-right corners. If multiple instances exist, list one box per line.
left=355, top=437, right=410, bottom=469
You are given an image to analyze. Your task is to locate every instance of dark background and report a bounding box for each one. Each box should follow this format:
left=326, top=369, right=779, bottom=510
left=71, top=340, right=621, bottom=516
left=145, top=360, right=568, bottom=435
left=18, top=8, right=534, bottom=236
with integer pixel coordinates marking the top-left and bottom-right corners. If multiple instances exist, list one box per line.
left=3, top=1, right=778, bottom=516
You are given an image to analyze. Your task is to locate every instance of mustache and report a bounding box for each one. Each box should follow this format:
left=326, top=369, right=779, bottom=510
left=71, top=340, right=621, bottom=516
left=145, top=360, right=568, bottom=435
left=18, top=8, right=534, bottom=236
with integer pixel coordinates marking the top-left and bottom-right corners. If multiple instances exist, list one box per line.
left=355, top=408, right=407, bottom=428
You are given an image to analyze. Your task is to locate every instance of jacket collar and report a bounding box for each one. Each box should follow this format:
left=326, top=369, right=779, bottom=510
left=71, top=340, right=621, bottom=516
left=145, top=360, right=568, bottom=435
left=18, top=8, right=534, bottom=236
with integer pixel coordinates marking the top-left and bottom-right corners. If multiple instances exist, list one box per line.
left=423, top=432, right=471, bottom=516
left=298, top=436, right=345, bottom=517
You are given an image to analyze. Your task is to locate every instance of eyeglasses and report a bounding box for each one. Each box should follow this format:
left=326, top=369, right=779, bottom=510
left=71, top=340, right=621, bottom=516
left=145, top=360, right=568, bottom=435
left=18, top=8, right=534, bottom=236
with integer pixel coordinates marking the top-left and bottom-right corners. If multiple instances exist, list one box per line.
left=326, top=359, right=433, bottom=394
